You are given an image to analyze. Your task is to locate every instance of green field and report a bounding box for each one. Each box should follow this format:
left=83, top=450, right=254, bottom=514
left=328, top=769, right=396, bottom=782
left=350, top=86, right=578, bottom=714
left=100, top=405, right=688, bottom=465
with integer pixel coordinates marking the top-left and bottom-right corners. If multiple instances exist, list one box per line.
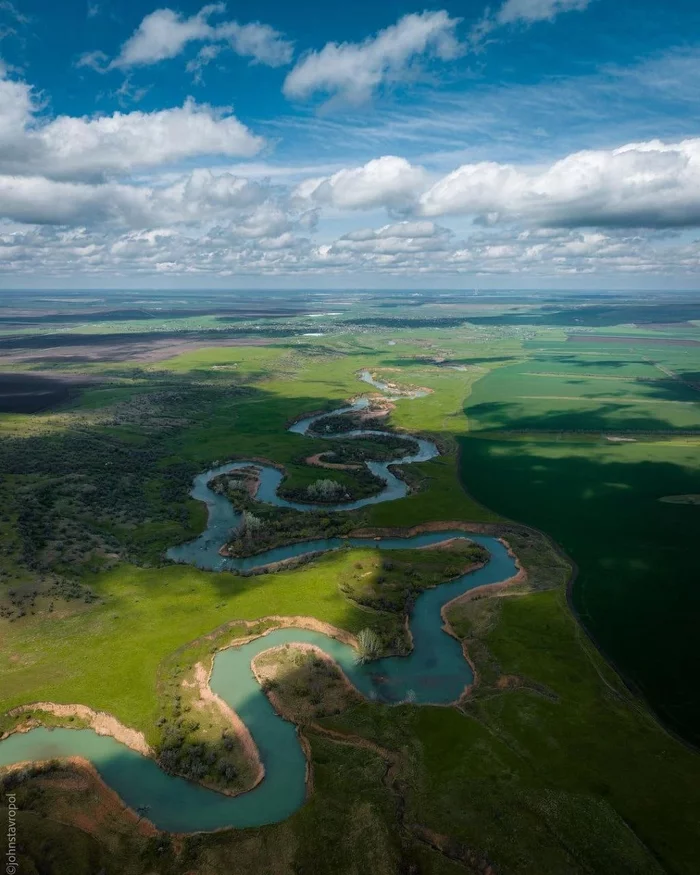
left=1, top=294, right=700, bottom=875
left=460, top=339, right=700, bottom=745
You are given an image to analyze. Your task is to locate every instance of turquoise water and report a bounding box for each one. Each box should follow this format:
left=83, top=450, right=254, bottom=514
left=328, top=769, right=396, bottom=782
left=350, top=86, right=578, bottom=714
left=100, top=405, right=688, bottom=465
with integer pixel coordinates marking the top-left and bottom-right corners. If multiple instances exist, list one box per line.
left=0, top=373, right=516, bottom=833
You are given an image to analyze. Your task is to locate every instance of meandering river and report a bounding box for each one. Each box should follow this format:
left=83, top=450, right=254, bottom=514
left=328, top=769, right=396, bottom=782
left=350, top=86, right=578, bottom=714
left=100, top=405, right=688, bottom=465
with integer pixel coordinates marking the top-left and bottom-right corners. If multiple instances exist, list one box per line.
left=0, top=370, right=517, bottom=832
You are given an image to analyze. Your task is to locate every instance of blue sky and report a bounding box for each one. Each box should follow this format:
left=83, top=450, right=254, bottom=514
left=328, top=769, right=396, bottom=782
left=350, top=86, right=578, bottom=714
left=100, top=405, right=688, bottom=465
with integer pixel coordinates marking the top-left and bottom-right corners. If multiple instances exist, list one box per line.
left=1, top=0, right=700, bottom=288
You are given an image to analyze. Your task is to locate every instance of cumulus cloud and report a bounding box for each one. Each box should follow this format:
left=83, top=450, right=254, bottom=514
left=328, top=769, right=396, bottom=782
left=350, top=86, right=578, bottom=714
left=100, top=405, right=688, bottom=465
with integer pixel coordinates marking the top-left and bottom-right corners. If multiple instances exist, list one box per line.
left=419, top=139, right=700, bottom=228
left=216, top=20, right=294, bottom=67
left=2, top=44, right=700, bottom=287
left=1, top=217, right=698, bottom=280
left=332, top=221, right=452, bottom=255
left=101, top=3, right=293, bottom=72
left=35, top=100, right=263, bottom=178
left=294, top=156, right=428, bottom=211
left=114, top=4, right=221, bottom=67
left=296, top=140, right=700, bottom=232
left=292, top=140, right=700, bottom=231
left=283, top=11, right=463, bottom=105
left=0, top=65, right=263, bottom=180
left=0, top=168, right=281, bottom=228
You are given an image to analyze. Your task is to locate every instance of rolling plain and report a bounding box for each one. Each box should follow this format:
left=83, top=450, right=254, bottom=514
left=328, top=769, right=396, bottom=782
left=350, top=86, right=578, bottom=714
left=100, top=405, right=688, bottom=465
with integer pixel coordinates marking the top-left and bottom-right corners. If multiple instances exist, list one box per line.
left=1, top=289, right=699, bottom=875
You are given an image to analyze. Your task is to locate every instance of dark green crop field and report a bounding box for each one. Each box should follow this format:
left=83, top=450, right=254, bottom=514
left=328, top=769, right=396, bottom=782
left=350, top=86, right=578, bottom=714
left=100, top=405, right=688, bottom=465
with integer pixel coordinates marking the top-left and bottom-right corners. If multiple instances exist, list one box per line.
left=460, top=338, right=700, bottom=744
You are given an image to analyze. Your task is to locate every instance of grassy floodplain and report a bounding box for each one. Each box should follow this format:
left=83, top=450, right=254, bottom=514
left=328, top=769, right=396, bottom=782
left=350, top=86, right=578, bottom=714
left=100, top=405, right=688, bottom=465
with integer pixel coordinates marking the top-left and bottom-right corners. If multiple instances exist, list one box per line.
left=1, top=292, right=700, bottom=874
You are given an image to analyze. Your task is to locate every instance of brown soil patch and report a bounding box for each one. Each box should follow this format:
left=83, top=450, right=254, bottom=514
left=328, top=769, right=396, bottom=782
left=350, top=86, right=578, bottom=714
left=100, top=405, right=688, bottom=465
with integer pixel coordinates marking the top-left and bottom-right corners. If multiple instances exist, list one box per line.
left=305, top=452, right=361, bottom=471
left=2, top=756, right=159, bottom=838
left=2, top=336, right=276, bottom=365
left=222, top=616, right=358, bottom=651
left=496, top=674, right=524, bottom=690
left=357, top=404, right=394, bottom=420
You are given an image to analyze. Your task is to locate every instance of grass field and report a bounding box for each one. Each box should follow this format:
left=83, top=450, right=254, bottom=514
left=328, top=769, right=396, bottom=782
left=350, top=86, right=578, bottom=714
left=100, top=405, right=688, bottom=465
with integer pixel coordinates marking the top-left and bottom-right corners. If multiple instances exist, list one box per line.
left=460, top=337, right=700, bottom=746
left=2, top=301, right=700, bottom=875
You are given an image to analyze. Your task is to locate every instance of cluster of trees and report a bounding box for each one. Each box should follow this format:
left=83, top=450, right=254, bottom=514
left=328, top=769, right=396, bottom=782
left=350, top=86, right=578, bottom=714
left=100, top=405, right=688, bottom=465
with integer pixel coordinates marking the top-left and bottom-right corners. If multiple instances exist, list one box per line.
left=219, top=483, right=356, bottom=557
left=0, top=381, right=234, bottom=597
left=308, top=412, right=385, bottom=436
left=279, top=466, right=385, bottom=505
left=306, top=479, right=346, bottom=501
left=258, top=646, right=350, bottom=721
left=157, top=722, right=240, bottom=787
left=327, top=433, right=419, bottom=464
left=235, top=511, right=264, bottom=547
left=339, top=548, right=489, bottom=654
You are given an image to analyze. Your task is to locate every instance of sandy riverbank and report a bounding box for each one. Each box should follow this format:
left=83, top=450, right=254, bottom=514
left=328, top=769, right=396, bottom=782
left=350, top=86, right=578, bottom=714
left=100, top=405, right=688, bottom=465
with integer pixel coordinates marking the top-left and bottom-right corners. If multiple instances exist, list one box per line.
left=4, top=702, right=152, bottom=756
left=189, top=661, right=265, bottom=796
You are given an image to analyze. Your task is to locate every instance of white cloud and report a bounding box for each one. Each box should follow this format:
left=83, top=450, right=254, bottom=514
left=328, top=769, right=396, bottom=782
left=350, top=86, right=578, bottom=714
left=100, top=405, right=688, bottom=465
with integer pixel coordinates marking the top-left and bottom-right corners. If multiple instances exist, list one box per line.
left=294, top=156, right=428, bottom=210
left=419, top=139, right=700, bottom=228
left=35, top=100, right=264, bottom=178
left=2, top=54, right=700, bottom=284
left=0, top=1, right=29, bottom=26
left=104, top=3, right=293, bottom=72
left=112, top=4, right=224, bottom=68
left=0, top=69, right=33, bottom=141
left=1, top=218, right=698, bottom=281
left=0, top=65, right=264, bottom=179
left=76, top=49, right=110, bottom=72
left=297, top=140, right=700, bottom=233
left=215, top=21, right=294, bottom=67
left=0, top=163, right=315, bottom=235
left=469, top=0, right=593, bottom=51
left=497, top=0, right=592, bottom=25
left=332, top=221, right=452, bottom=255
left=283, top=11, right=462, bottom=105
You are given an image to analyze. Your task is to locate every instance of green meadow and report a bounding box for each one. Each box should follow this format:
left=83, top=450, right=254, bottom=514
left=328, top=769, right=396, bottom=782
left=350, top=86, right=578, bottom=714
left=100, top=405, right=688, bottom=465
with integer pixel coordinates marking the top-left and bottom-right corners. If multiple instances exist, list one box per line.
left=2, top=317, right=700, bottom=875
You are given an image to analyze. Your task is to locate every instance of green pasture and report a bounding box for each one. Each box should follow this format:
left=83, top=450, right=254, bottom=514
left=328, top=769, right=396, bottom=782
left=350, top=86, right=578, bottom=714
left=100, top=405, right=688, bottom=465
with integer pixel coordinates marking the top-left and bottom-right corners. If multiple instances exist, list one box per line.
left=0, top=550, right=376, bottom=739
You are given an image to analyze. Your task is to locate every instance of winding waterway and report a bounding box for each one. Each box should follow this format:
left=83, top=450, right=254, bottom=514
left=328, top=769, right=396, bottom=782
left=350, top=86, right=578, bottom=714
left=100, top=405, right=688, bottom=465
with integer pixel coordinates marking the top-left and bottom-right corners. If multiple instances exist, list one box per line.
left=0, top=370, right=517, bottom=833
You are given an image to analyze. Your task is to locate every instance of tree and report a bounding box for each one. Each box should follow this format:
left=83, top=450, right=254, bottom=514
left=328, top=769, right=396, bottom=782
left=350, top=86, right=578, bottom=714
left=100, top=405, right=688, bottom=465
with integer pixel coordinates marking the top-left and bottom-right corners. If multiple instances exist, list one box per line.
left=237, top=511, right=263, bottom=545
left=307, top=479, right=345, bottom=501
left=355, top=628, right=382, bottom=664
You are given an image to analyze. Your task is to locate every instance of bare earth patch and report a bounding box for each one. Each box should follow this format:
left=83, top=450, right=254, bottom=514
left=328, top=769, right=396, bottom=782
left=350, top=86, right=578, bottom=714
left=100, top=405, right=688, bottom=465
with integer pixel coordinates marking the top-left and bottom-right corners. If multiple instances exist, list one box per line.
left=305, top=452, right=362, bottom=471
left=2, top=756, right=160, bottom=838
